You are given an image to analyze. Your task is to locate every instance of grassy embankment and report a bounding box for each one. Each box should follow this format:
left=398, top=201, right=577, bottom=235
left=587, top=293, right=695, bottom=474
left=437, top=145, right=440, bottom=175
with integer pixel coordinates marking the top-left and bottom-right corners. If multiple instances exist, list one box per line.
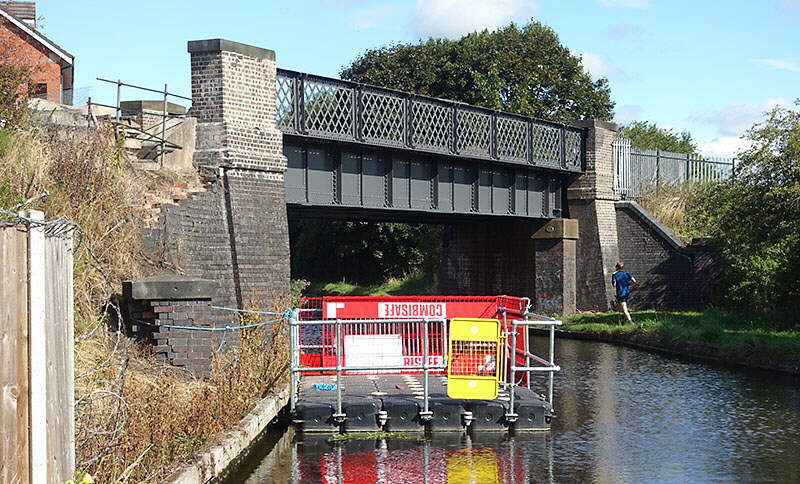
left=1, top=123, right=290, bottom=482
left=563, top=308, right=800, bottom=373
left=308, top=270, right=431, bottom=296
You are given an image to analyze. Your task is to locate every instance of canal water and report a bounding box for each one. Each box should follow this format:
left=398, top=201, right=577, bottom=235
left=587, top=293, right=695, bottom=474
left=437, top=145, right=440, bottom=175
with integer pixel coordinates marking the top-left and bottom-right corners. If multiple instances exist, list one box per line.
left=231, top=337, right=800, bottom=483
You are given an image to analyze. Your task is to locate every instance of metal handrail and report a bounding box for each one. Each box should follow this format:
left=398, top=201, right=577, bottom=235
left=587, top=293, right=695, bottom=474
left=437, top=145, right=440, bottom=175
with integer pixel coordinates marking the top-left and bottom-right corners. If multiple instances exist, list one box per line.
left=288, top=316, right=447, bottom=421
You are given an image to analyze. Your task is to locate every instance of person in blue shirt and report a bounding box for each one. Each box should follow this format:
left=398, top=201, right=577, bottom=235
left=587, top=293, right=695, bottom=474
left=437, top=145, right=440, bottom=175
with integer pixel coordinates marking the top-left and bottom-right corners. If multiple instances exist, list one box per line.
left=611, top=261, right=636, bottom=322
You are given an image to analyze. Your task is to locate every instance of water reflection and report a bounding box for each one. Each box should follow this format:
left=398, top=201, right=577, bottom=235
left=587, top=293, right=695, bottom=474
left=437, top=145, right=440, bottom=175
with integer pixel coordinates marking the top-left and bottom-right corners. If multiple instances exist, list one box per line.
left=236, top=338, right=800, bottom=483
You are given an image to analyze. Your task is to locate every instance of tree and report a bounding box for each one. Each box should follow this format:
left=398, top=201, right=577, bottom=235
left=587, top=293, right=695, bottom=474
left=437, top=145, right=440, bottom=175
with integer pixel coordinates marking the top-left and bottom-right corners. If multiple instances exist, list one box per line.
left=697, top=100, right=800, bottom=315
left=620, top=121, right=697, bottom=154
left=341, top=21, right=614, bottom=122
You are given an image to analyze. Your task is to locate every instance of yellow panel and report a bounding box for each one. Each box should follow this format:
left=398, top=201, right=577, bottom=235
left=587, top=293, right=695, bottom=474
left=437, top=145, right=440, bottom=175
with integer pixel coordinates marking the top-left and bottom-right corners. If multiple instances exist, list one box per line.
left=449, top=318, right=500, bottom=341
left=448, top=318, right=501, bottom=400
left=447, top=377, right=498, bottom=400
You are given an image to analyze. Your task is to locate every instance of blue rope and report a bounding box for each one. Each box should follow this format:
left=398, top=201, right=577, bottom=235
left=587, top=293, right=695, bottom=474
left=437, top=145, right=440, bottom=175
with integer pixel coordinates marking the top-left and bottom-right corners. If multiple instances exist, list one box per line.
left=132, top=315, right=287, bottom=332
left=210, top=305, right=288, bottom=317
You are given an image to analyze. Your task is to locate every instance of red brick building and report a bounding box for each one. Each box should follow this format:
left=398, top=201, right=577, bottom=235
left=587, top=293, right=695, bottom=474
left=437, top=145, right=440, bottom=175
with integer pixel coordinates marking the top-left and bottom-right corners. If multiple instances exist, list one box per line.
left=0, top=1, right=74, bottom=104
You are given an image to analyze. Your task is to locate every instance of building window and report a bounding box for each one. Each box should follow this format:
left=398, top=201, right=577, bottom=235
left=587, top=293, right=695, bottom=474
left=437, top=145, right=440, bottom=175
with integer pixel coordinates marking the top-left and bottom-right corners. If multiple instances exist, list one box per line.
left=32, top=83, right=48, bottom=99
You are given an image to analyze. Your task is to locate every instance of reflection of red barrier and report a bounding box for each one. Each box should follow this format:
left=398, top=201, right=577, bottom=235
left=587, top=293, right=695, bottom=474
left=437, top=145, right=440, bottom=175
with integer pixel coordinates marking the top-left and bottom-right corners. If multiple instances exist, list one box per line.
left=310, top=442, right=526, bottom=483
left=297, top=296, right=529, bottom=384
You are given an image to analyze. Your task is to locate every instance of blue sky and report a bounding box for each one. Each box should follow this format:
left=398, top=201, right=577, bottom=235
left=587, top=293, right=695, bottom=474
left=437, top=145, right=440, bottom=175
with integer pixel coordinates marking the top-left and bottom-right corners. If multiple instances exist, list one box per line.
left=36, top=0, right=800, bottom=156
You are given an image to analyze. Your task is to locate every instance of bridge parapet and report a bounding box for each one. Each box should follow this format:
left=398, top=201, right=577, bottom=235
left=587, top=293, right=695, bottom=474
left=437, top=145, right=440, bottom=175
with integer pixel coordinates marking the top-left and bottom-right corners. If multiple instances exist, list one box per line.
left=275, top=69, right=585, bottom=173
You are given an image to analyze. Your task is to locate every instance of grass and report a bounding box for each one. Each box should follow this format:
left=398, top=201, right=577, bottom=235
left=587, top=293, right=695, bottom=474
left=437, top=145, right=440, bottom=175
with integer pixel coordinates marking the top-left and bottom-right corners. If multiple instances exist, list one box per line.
left=0, top=123, right=290, bottom=482
left=308, top=270, right=432, bottom=296
left=328, top=432, right=428, bottom=443
left=564, top=308, right=800, bottom=367
left=636, top=182, right=710, bottom=243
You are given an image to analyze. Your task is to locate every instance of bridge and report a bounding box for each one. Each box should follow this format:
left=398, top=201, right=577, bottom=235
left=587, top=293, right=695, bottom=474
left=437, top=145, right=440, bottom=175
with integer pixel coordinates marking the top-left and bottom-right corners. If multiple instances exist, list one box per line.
left=128, top=39, right=711, bottom=376
left=274, top=69, right=585, bottom=221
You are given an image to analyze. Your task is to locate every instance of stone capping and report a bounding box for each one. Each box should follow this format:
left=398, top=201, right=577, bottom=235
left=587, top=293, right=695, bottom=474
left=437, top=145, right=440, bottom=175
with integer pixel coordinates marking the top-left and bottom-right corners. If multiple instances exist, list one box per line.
left=120, top=100, right=187, bottom=115
left=615, top=200, right=689, bottom=253
left=187, top=38, right=275, bottom=61
left=571, top=119, right=619, bottom=132
left=532, top=218, right=579, bottom=240
left=123, top=270, right=217, bottom=301
left=165, top=386, right=290, bottom=484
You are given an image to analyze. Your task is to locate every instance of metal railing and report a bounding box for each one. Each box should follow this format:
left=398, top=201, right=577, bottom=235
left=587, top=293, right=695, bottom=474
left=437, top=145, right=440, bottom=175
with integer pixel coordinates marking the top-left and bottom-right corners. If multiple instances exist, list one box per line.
left=288, top=308, right=561, bottom=426
left=90, top=78, right=192, bottom=165
left=276, top=69, right=585, bottom=172
left=613, top=136, right=736, bottom=198
left=289, top=313, right=447, bottom=423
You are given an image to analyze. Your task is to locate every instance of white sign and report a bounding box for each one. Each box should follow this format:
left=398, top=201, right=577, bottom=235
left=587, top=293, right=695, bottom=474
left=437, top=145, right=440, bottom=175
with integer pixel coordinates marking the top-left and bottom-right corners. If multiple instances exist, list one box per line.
left=377, top=302, right=447, bottom=319
left=344, top=334, right=404, bottom=374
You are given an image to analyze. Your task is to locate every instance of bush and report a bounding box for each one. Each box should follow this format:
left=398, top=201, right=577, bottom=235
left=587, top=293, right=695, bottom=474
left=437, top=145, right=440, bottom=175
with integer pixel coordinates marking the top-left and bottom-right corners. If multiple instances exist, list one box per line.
left=700, top=101, right=800, bottom=315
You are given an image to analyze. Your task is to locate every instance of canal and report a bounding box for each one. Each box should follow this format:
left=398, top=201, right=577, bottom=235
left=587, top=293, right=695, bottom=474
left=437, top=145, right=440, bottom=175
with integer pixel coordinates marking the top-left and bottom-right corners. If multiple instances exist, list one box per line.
left=230, top=337, right=800, bottom=482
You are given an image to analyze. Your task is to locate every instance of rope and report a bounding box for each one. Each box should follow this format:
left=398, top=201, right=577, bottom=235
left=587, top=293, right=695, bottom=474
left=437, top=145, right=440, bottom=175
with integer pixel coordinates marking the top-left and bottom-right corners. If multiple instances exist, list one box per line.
left=210, top=305, right=288, bottom=317
left=132, top=315, right=288, bottom=333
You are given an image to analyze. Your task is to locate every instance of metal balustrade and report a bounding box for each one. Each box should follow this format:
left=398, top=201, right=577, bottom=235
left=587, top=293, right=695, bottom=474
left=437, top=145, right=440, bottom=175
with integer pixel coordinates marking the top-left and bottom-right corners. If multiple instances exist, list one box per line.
left=276, top=69, right=585, bottom=173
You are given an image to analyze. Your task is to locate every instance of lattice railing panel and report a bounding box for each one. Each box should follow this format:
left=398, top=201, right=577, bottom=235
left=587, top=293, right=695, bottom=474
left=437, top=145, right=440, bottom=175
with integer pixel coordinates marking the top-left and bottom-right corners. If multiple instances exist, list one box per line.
left=303, top=78, right=353, bottom=139
left=531, top=124, right=561, bottom=166
left=456, top=108, right=491, bottom=157
left=276, top=70, right=584, bottom=173
left=564, top=129, right=582, bottom=169
left=276, top=75, right=295, bottom=132
left=412, top=98, right=452, bottom=152
left=497, top=115, right=528, bottom=162
left=361, top=89, right=405, bottom=146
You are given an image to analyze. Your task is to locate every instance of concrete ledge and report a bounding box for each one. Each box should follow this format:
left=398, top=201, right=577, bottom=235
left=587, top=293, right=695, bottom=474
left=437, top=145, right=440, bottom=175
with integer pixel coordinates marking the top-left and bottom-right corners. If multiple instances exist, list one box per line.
left=571, top=119, right=619, bottom=131
left=121, top=100, right=187, bottom=115
left=532, top=218, right=579, bottom=240
left=166, top=386, right=290, bottom=484
left=187, top=38, right=275, bottom=61
left=123, top=271, right=217, bottom=300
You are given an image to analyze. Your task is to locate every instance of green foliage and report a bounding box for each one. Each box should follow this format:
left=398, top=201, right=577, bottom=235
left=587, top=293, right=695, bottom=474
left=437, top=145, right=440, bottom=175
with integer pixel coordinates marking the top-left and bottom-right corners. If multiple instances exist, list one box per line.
left=565, top=308, right=800, bottom=360
left=620, top=121, right=697, bottom=154
left=341, top=21, right=614, bottom=122
left=0, top=56, right=34, bottom=129
left=290, top=220, right=440, bottom=285
left=310, top=270, right=431, bottom=297
left=697, top=101, right=800, bottom=314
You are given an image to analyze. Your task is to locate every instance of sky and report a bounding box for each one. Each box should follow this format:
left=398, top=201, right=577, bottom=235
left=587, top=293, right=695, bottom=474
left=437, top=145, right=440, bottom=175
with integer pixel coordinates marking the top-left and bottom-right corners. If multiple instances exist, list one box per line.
left=34, top=0, right=800, bottom=157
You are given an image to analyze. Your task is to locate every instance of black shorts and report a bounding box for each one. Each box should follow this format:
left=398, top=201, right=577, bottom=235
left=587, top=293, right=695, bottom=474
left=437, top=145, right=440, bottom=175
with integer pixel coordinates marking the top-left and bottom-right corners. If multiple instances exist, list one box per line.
left=616, top=295, right=629, bottom=303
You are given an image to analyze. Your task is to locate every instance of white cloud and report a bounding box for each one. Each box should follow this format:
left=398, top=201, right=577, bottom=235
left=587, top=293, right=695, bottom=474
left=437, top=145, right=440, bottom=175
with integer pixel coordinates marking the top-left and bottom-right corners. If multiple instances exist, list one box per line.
left=599, top=0, right=651, bottom=8
left=690, top=97, right=790, bottom=137
left=605, top=22, right=645, bottom=39
left=577, top=52, right=625, bottom=80
left=412, top=0, right=536, bottom=39
left=698, top=136, right=750, bottom=158
left=613, top=104, right=643, bottom=125
left=752, top=58, right=800, bottom=73
left=350, top=3, right=402, bottom=30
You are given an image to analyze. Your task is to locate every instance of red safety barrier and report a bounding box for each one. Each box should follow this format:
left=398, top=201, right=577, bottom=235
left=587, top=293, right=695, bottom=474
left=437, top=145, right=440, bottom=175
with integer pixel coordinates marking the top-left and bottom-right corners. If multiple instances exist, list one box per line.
left=296, top=296, right=530, bottom=383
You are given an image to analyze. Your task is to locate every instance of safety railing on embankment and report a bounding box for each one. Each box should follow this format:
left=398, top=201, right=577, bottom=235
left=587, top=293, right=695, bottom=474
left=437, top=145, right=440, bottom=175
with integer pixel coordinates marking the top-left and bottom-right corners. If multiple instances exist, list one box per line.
left=613, top=135, right=737, bottom=198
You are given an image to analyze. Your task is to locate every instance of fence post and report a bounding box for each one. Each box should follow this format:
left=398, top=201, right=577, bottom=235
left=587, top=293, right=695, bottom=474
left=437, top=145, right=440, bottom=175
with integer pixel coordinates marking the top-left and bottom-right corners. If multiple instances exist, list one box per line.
left=655, top=149, right=661, bottom=190
left=685, top=153, right=690, bottom=182
left=23, top=210, right=46, bottom=484
left=161, top=83, right=168, bottom=167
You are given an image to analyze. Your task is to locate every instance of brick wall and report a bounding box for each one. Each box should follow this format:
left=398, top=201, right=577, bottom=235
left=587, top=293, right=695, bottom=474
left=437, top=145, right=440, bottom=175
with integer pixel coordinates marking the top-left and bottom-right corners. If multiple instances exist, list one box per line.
left=438, top=219, right=541, bottom=297
left=0, top=17, right=63, bottom=103
left=127, top=298, right=231, bottom=376
left=133, top=40, right=291, bottom=373
left=615, top=201, right=713, bottom=309
left=567, top=120, right=620, bottom=310
left=438, top=218, right=577, bottom=314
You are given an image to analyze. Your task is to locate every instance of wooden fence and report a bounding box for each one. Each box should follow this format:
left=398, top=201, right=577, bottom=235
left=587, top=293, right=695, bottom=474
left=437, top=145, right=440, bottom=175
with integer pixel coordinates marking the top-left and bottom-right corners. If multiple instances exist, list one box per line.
left=1, top=211, right=74, bottom=484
